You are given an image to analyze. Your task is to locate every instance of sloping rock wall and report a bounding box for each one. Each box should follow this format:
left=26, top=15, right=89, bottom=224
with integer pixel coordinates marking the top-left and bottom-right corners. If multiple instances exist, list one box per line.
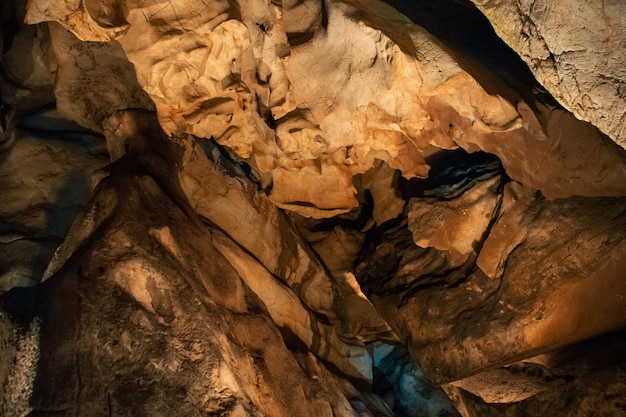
left=470, top=0, right=626, bottom=148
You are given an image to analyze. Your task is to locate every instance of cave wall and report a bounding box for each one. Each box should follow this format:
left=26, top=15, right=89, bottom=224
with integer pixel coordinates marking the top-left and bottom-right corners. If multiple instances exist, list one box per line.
left=470, top=0, right=626, bottom=148
left=1, top=0, right=626, bottom=416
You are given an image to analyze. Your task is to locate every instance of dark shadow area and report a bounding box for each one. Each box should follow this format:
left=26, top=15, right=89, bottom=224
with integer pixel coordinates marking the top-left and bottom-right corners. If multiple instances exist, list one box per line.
left=0, top=285, right=42, bottom=326
left=310, top=189, right=374, bottom=233
left=399, top=148, right=505, bottom=200
left=373, top=343, right=461, bottom=417
left=25, top=262, right=80, bottom=416
left=31, top=172, right=91, bottom=278
left=1, top=111, right=104, bottom=288
left=17, top=109, right=107, bottom=150
left=1, top=0, right=22, bottom=54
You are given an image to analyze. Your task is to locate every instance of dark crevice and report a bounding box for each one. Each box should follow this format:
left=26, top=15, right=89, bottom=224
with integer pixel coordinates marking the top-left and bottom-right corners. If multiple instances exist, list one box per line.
left=1, top=17, right=19, bottom=53
left=0, top=285, right=43, bottom=324
left=320, top=0, right=328, bottom=31
left=467, top=177, right=507, bottom=267
left=373, top=344, right=461, bottom=416
left=286, top=31, right=315, bottom=47
left=312, top=190, right=374, bottom=232
left=354, top=148, right=508, bottom=302
left=399, top=149, right=506, bottom=201
left=197, top=137, right=251, bottom=180
left=398, top=266, right=468, bottom=305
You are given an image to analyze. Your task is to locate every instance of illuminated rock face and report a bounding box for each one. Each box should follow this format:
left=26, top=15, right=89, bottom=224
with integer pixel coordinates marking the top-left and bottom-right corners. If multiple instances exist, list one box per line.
left=470, top=0, right=626, bottom=148
left=1, top=0, right=626, bottom=416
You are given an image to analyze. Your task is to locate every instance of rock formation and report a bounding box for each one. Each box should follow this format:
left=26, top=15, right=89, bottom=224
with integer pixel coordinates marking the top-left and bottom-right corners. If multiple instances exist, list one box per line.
left=470, top=0, right=626, bottom=148
left=1, top=0, right=625, bottom=416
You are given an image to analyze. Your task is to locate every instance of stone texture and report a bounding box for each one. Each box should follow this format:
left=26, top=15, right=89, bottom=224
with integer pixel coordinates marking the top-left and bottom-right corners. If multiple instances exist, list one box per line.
left=445, top=328, right=626, bottom=408
left=0, top=110, right=109, bottom=291
left=24, top=0, right=626, bottom=218
left=470, top=0, right=626, bottom=148
left=444, top=330, right=626, bottom=417
left=408, top=176, right=502, bottom=267
left=0, top=127, right=455, bottom=416
left=2, top=0, right=626, bottom=415
left=1, top=0, right=56, bottom=118
left=25, top=172, right=365, bottom=416
left=46, top=22, right=155, bottom=132
left=356, top=174, right=626, bottom=384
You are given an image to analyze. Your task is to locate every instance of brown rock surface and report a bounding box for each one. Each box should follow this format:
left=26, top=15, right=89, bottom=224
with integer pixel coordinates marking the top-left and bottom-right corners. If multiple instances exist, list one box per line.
left=356, top=176, right=626, bottom=384
left=444, top=329, right=626, bottom=416
left=24, top=170, right=367, bottom=416
left=470, top=0, right=626, bottom=148
left=24, top=0, right=626, bottom=215
left=0, top=111, right=108, bottom=291
left=2, top=0, right=626, bottom=416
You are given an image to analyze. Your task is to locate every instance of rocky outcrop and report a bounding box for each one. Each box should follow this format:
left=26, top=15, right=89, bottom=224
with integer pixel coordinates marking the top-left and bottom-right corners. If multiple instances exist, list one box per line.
left=0, top=110, right=109, bottom=291
left=469, top=0, right=626, bottom=148
left=355, top=154, right=626, bottom=384
left=24, top=0, right=626, bottom=217
left=2, top=0, right=626, bottom=416
left=444, top=330, right=626, bottom=416
left=21, top=166, right=375, bottom=417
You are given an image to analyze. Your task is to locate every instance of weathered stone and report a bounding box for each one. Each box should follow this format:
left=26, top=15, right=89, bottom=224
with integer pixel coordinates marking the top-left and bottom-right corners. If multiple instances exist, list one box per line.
left=3, top=0, right=626, bottom=414
left=475, top=181, right=534, bottom=279
left=445, top=332, right=625, bottom=417
left=294, top=215, right=398, bottom=344
left=359, top=160, right=406, bottom=225
left=408, top=176, right=502, bottom=267
left=0, top=111, right=108, bottom=291
left=0, top=0, right=56, bottom=116
left=17, top=166, right=373, bottom=416
left=358, top=180, right=626, bottom=384
left=445, top=328, right=626, bottom=408
left=47, top=22, right=155, bottom=132
left=470, top=0, right=626, bottom=148
left=26, top=0, right=626, bottom=217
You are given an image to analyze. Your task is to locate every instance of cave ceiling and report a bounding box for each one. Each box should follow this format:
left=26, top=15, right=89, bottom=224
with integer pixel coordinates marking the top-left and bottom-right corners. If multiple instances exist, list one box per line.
left=1, top=0, right=626, bottom=416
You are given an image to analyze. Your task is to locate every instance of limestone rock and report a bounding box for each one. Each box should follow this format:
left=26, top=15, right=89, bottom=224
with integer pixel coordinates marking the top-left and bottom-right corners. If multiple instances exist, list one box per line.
left=445, top=329, right=626, bottom=409
left=0, top=110, right=108, bottom=291
left=357, top=177, right=626, bottom=384
left=0, top=0, right=56, bottom=116
left=470, top=0, right=626, bottom=148
left=3, top=0, right=626, bottom=415
left=47, top=22, right=155, bottom=132
left=292, top=213, right=398, bottom=344
left=475, top=181, right=535, bottom=279
left=25, top=0, right=626, bottom=217
left=444, top=329, right=626, bottom=416
left=358, top=160, right=406, bottom=225
left=0, top=142, right=452, bottom=416
left=408, top=176, right=502, bottom=267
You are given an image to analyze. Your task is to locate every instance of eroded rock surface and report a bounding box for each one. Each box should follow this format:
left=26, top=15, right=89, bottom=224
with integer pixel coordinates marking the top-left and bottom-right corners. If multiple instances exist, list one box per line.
left=1, top=0, right=626, bottom=416
left=23, top=0, right=626, bottom=216
left=470, top=0, right=626, bottom=148
left=356, top=170, right=626, bottom=384
left=0, top=110, right=108, bottom=291
left=23, top=167, right=376, bottom=416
